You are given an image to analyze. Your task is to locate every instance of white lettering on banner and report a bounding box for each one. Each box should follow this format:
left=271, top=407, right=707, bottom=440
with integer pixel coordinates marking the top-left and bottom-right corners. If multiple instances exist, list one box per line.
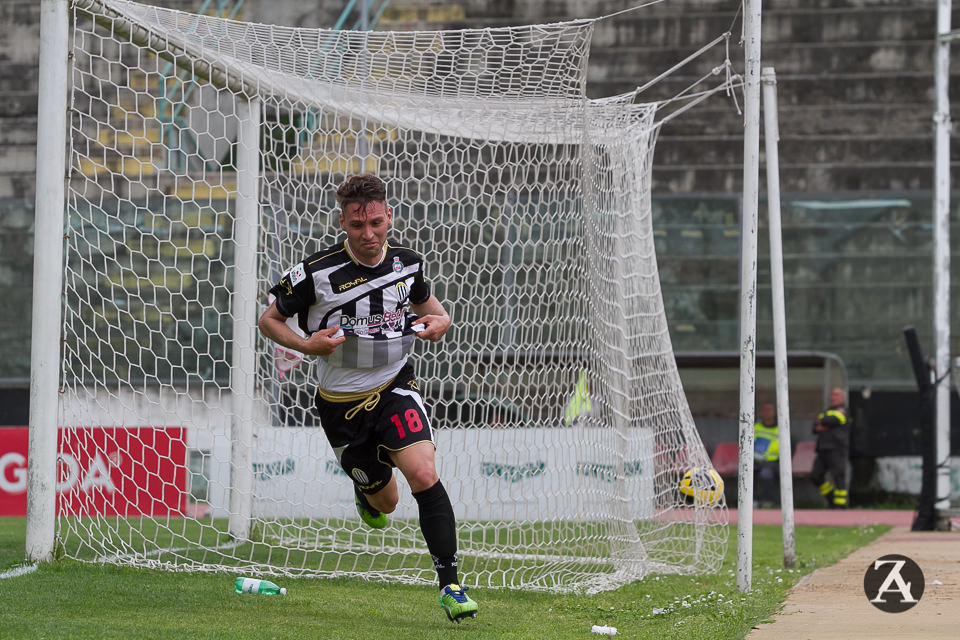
left=0, top=427, right=186, bottom=517
left=56, top=453, right=116, bottom=493
left=1, top=452, right=116, bottom=495
left=81, top=454, right=115, bottom=492
left=57, top=455, right=79, bottom=491
left=0, top=453, right=27, bottom=493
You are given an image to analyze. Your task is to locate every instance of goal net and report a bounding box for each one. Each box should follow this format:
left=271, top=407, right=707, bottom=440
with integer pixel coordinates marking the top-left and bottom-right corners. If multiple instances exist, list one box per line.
left=53, top=0, right=728, bottom=592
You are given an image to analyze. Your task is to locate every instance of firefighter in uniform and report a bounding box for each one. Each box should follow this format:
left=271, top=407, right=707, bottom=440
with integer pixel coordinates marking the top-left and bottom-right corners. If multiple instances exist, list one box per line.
left=753, top=403, right=780, bottom=508
left=811, top=387, right=850, bottom=508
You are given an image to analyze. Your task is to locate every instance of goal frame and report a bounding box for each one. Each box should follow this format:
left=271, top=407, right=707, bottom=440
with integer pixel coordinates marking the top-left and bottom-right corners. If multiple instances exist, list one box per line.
left=27, top=0, right=70, bottom=562
left=25, top=0, right=747, bottom=592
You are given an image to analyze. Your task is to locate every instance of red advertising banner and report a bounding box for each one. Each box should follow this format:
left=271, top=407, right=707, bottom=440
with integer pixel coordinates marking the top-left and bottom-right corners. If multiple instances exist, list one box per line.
left=0, top=427, right=187, bottom=517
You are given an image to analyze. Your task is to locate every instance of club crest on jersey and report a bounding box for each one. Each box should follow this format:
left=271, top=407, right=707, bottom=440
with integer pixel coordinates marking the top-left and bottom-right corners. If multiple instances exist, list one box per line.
left=392, top=256, right=403, bottom=272
left=395, top=281, right=410, bottom=305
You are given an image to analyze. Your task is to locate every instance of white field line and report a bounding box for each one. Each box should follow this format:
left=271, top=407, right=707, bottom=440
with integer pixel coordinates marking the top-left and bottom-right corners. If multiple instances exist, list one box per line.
left=0, top=564, right=39, bottom=580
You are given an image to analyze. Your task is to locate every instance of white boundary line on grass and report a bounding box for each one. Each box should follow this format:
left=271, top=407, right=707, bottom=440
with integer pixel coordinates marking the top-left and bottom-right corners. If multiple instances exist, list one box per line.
left=0, top=564, right=38, bottom=580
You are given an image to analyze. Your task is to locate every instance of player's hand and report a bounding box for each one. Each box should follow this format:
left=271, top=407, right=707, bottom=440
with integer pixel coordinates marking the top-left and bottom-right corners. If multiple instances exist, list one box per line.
left=301, top=325, right=346, bottom=355
left=412, top=314, right=450, bottom=341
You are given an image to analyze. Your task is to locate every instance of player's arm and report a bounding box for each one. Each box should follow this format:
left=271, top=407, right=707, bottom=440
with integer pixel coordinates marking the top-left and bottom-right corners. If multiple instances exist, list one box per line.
left=410, top=295, right=450, bottom=342
left=258, top=301, right=344, bottom=356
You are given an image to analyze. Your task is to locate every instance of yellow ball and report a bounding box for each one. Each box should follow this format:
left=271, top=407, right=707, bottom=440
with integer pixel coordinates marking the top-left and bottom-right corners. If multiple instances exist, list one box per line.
left=679, top=467, right=724, bottom=506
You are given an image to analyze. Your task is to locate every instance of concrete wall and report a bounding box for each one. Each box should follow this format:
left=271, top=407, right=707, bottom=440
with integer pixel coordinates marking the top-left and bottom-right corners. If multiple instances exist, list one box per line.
left=0, top=1, right=42, bottom=381
left=4, top=1, right=959, bottom=201
left=0, top=1, right=42, bottom=203
left=371, top=0, right=960, bottom=192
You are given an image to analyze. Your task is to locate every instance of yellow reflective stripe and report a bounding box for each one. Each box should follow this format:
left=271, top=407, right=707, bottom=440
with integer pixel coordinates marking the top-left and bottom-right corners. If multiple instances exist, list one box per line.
left=819, top=481, right=834, bottom=495
left=820, top=409, right=848, bottom=425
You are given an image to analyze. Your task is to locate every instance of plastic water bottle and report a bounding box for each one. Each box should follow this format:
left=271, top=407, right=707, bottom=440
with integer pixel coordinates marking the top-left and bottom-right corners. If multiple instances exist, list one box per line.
left=234, top=576, right=286, bottom=595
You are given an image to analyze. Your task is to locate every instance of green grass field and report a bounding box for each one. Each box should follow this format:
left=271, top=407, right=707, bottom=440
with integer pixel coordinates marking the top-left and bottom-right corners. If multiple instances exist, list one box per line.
left=0, top=517, right=886, bottom=639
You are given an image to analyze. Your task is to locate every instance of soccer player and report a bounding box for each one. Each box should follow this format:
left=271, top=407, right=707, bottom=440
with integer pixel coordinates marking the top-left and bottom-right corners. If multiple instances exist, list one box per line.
left=257, top=174, right=478, bottom=623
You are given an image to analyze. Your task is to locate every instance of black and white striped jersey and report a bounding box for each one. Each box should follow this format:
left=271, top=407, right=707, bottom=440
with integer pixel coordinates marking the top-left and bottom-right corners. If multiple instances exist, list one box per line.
left=269, top=240, right=431, bottom=394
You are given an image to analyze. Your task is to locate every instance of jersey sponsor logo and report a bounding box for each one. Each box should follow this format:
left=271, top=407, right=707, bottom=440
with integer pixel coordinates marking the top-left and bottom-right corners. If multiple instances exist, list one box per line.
left=289, top=262, right=307, bottom=286
left=340, top=308, right=406, bottom=334
left=337, top=276, right=368, bottom=292
left=392, top=256, right=403, bottom=272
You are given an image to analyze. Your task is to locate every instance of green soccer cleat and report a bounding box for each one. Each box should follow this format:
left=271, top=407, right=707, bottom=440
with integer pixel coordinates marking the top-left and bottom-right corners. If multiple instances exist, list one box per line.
left=439, top=584, right=478, bottom=623
left=354, top=485, right=387, bottom=529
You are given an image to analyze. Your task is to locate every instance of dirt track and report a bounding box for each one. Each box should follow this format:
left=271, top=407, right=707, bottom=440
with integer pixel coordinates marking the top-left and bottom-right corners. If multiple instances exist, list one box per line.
left=747, top=525, right=960, bottom=639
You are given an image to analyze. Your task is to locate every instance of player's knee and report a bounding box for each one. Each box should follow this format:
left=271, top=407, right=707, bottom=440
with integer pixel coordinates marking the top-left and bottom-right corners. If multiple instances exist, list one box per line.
left=370, top=476, right=400, bottom=511
left=406, top=467, right=439, bottom=493
left=372, top=497, right=398, bottom=514
left=369, top=485, right=400, bottom=513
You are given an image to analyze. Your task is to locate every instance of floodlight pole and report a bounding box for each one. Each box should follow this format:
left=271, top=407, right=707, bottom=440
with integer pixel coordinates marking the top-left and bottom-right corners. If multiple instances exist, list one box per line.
left=761, top=67, right=797, bottom=568
left=26, top=0, right=70, bottom=563
left=933, top=0, right=952, bottom=518
left=737, top=0, right=762, bottom=594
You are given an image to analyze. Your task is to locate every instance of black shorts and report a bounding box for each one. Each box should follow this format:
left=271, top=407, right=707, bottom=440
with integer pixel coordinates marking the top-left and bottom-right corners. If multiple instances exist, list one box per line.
left=314, top=364, right=434, bottom=494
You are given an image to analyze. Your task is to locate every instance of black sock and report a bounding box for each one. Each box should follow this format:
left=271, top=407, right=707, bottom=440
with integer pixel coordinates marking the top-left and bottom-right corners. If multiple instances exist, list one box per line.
left=412, top=480, right=459, bottom=588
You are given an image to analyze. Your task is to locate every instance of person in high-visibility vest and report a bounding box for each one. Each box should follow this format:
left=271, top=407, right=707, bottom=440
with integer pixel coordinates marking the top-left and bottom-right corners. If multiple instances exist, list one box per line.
left=753, top=402, right=780, bottom=508
left=811, top=387, right=851, bottom=509
left=563, top=370, right=592, bottom=427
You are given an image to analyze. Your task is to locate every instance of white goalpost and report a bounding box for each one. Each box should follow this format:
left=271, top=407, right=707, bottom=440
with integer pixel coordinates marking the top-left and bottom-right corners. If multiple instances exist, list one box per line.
left=27, top=0, right=734, bottom=593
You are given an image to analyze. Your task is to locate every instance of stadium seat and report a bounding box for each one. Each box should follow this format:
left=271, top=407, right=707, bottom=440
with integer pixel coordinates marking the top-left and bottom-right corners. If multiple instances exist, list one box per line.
left=792, top=440, right=817, bottom=476
left=710, top=441, right=739, bottom=476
